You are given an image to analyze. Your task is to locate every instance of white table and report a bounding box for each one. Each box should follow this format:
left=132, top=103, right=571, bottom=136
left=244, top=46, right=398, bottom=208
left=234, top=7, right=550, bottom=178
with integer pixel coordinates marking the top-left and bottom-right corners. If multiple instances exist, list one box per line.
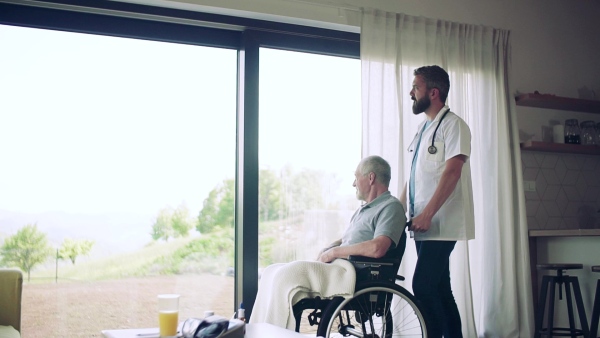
left=101, top=327, right=163, bottom=338
left=102, top=322, right=310, bottom=338
left=246, top=323, right=312, bottom=337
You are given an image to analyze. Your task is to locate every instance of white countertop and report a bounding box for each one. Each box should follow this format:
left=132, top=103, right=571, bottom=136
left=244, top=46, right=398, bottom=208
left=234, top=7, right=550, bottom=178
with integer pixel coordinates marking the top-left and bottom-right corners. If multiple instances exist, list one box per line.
left=529, top=229, right=600, bottom=237
left=102, top=322, right=312, bottom=338
left=246, top=323, right=312, bottom=337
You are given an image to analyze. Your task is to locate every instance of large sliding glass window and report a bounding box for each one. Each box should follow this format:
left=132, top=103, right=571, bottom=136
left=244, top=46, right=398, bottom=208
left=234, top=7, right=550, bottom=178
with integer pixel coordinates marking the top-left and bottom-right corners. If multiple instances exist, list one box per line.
left=257, top=48, right=361, bottom=335
left=0, top=1, right=360, bottom=336
left=258, top=48, right=361, bottom=265
left=0, top=24, right=237, bottom=337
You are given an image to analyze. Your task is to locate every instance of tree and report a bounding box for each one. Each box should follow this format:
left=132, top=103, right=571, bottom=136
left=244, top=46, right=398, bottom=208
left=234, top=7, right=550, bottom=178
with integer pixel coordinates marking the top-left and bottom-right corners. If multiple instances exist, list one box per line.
left=196, top=169, right=330, bottom=234
left=151, top=207, right=174, bottom=241
left=0, top=224, right=52, bottom=281
left=57, top=238, right=95, bottom=264
left=151, top=204, right=195, bottom=241
left=197, top=179, right=235, bottom=234
left=171, top=204, right=194, bottom=237
left=293, top=169, right=326, bottom=209
left=197, top=171, right=286, bottom=235
left=259, top=169, right=285, bottom=221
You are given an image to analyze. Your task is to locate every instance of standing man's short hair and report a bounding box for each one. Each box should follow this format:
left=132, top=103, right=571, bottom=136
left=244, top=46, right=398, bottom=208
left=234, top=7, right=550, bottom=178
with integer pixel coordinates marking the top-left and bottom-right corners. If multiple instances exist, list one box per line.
left=358, top=155, right=391, bottom=187
left=414, top=65, right=450, bottom=103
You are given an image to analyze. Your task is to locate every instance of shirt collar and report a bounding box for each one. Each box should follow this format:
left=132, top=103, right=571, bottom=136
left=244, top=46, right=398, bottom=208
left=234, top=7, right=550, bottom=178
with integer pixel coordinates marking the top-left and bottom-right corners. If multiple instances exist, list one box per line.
left=361, top=191, right=391, bottom=209
left=430, top=106, right=450, bottom=123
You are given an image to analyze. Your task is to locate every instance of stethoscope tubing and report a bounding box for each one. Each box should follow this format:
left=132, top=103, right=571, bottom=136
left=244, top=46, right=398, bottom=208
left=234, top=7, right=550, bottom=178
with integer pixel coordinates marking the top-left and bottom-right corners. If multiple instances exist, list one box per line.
left=427, top=108, right=451, bottom=154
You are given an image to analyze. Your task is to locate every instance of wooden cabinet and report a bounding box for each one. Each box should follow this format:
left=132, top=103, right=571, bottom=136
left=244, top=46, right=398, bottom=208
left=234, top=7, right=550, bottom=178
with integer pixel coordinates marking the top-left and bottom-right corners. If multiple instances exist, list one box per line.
left=516, top=92, right=600, bottom=155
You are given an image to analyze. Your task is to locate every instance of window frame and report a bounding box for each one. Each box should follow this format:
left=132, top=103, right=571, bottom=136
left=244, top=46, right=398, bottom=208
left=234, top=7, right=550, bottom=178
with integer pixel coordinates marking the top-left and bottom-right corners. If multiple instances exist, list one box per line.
left=0, top=0, right=360, bottom=318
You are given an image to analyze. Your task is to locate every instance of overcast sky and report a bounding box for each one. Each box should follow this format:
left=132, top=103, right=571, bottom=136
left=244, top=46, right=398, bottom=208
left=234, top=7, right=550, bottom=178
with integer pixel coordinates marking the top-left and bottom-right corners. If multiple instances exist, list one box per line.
left=0, top=24, right=361, bottom=219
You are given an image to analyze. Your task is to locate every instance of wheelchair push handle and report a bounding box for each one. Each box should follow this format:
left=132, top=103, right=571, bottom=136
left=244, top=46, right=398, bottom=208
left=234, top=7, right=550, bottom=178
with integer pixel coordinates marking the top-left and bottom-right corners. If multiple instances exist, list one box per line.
left=406, top=221, right=414, bottom=238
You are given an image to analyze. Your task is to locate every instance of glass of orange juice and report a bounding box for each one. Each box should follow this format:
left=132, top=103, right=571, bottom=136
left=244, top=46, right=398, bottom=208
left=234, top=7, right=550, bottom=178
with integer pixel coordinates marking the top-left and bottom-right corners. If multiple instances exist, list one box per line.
left=158, top=294, right=180, bottom=337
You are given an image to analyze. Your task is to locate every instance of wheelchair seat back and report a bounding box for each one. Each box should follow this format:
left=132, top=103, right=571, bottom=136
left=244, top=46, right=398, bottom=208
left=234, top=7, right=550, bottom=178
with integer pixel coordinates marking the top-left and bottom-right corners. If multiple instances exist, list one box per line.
left=348, top=223, right=408, bottom=283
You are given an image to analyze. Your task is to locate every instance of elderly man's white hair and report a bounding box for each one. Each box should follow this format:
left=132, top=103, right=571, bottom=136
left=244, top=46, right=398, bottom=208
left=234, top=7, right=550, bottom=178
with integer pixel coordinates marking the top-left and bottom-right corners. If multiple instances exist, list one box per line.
left=357, top=155, right=391, bottom=187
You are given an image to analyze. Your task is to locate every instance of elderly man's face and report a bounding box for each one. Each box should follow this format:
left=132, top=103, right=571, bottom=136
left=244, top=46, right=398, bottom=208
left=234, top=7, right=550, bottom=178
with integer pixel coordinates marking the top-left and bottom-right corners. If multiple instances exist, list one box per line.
left=353, top=167, right=370, bottom=201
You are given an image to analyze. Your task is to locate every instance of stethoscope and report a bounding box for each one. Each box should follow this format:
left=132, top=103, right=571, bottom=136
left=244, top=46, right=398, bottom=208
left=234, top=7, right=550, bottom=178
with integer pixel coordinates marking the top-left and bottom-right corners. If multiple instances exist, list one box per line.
left=426, top=108, right=451, bottom=154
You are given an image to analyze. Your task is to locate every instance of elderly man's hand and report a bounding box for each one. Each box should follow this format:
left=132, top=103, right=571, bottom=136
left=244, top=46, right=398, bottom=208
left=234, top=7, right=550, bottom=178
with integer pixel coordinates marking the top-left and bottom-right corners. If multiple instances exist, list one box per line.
left=316, top=239, right=342, bottom=262
left=317, top=248, right=336, bottom=263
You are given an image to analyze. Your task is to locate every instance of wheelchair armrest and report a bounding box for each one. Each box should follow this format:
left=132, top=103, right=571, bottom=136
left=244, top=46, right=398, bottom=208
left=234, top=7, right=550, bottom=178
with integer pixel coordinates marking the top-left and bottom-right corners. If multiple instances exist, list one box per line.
left=348, top=255, right=399, bottom=264
left=348, top=256, right=405, bottom=282
left=348, top=255, right=378, bottom=262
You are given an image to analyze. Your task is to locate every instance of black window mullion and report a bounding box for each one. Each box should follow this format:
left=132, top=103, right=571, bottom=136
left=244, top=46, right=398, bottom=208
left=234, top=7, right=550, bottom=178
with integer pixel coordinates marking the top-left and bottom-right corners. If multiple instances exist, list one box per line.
left=235, top=30, right=260, bottom=319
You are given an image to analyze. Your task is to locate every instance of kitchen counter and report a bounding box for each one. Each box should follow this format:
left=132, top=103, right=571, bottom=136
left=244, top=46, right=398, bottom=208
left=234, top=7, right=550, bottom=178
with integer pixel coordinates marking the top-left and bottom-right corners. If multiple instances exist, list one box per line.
left=529, top=229, right=600, bottom=237
left=529, top=228, right=600, bottom=321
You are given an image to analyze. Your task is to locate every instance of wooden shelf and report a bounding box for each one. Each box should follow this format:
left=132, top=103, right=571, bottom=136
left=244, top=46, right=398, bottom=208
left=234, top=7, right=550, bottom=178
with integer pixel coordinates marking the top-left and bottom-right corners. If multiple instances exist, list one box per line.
left=515, top=93, right=600, bottom=114
left=520, top=140, right=600, bottom=155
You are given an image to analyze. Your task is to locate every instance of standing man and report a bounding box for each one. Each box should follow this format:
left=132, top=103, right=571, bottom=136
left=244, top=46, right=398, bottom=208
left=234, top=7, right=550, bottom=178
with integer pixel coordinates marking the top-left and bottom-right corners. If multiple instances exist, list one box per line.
left=401, top=65, right=475, bottom=338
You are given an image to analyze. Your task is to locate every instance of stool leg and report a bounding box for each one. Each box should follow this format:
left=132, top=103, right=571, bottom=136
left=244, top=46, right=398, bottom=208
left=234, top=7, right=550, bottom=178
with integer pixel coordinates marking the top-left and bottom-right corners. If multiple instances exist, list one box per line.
left=563, top=280, right=577, bottom=337
left=570, top=277, right=589, bottom=337
left=590, top=279, right=600, bottom=338
left=536, top=276, right=551, bottom=338
left=548, top=279, right=556, bottom=338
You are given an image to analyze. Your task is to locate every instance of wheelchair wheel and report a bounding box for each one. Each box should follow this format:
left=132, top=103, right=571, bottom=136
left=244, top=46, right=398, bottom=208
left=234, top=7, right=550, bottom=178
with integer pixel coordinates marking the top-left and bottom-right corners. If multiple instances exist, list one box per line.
left=317, top=281, right=428, bottom=338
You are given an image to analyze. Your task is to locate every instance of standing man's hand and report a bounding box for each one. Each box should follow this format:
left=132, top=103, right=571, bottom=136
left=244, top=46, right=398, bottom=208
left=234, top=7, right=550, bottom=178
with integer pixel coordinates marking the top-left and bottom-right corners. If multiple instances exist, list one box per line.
left=410, top=213, right=433, bottom=233
left=410, top=155, right=466, bottom=234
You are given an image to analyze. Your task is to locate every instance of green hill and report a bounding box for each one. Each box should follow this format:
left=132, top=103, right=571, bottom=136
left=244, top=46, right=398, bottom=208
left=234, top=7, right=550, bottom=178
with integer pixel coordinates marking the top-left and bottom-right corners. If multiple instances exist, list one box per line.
left=29, top=235, right=233, bottom=283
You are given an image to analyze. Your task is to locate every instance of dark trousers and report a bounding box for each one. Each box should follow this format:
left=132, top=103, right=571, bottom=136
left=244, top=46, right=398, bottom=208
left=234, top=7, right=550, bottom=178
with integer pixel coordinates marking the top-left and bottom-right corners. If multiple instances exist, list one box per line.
left=413, top=240, right=462, bottom=338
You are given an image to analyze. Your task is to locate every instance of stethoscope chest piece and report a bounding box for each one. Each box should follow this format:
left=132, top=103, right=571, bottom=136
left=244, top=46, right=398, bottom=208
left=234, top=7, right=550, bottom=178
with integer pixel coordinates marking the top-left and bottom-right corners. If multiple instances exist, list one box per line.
left=426, top=108, right=450, bottom=155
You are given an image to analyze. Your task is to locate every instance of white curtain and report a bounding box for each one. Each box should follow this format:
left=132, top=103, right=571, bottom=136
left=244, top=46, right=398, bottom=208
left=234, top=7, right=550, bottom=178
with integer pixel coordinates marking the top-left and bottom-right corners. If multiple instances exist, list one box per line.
left=360, top=8, right=534, bottom=337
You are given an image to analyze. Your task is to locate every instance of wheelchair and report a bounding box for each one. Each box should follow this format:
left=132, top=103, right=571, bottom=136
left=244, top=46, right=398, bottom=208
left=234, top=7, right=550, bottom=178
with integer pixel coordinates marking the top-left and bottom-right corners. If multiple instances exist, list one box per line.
left=292, top=224, right=429, bottom=338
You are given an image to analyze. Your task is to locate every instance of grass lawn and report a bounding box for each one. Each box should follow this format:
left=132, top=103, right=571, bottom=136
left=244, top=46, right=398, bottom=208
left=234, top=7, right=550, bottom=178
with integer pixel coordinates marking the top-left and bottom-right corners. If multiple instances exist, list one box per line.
left=20, top=238, right=236, bottom=337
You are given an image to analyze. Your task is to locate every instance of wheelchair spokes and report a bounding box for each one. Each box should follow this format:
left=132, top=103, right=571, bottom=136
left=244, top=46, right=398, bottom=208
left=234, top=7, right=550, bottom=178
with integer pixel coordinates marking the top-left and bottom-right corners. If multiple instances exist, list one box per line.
left=319, top=284, right=428, bottom=338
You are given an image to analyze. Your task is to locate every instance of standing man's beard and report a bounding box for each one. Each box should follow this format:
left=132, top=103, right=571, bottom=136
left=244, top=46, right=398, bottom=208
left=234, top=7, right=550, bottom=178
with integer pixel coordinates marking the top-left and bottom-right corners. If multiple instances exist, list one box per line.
left=412, top=96, right=431, bottom=115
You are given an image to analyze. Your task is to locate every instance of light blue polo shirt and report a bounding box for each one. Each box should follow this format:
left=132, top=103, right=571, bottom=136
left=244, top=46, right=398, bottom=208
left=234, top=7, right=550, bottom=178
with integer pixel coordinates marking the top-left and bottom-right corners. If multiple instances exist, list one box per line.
left=340, top=191, right=406, bottom=249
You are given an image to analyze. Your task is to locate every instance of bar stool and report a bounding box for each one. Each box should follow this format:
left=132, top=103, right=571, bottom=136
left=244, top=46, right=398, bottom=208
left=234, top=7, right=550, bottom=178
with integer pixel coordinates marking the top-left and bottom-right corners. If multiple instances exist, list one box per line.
left=590, top=265, right=600, bottom=338
left=534, top=263, right=589, bottom=338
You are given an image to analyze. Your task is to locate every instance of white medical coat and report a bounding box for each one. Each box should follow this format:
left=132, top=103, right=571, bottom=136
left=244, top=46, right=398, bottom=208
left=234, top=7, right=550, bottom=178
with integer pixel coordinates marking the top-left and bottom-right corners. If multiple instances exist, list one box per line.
left=408, top=106, right=475, bottom=241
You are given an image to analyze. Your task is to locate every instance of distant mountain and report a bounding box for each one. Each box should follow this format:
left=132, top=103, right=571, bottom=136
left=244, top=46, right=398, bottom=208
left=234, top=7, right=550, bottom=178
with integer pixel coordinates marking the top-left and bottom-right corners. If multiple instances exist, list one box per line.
left=0, top=209, right=156, bottom=257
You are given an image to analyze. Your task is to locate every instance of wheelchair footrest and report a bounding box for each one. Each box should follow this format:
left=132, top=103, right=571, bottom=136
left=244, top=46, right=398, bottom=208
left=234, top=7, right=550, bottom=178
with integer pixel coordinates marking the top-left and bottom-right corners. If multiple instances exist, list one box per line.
left=308, top=308, right=321, bottom=326
left=292, top=297, right=330, bottom=328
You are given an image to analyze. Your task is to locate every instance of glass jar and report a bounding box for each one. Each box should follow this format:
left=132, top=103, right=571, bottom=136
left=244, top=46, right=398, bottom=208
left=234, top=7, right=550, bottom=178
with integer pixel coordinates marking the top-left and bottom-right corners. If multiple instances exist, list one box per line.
left=564, top=119, right=581, bottom=144
left=580, top=120, right=596, bottom=145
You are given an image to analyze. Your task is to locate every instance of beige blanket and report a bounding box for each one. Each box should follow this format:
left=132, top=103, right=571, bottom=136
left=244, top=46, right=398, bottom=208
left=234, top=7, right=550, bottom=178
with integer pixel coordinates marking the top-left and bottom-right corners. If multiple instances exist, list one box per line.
left=249, top=259, right=356, bottom=330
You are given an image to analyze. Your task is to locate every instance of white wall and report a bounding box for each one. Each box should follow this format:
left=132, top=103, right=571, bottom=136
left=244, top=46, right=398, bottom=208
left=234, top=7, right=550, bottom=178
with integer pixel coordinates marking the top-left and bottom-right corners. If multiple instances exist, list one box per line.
left=126, top=0, right=600, bottom=329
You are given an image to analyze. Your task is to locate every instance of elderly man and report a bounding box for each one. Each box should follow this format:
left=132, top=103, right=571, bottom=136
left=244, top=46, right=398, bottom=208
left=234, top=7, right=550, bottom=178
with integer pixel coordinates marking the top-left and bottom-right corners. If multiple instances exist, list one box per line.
left=250, top=155, right=406, bottom=330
